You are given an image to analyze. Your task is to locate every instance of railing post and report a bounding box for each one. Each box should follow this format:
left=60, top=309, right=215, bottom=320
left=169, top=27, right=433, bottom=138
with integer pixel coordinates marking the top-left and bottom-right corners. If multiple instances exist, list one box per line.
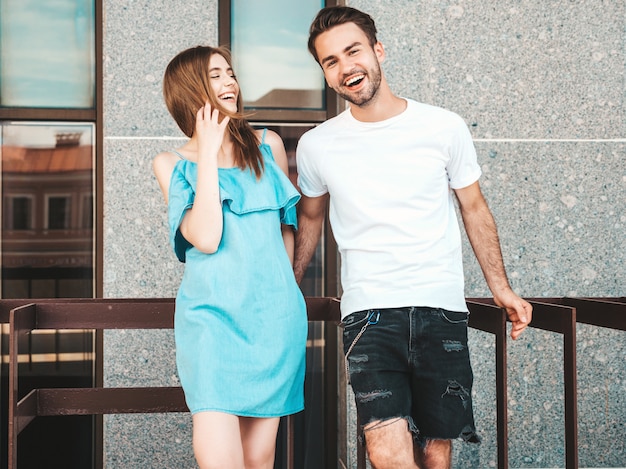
left=324, top=322, right=340, bottom=469
left=8, top=303, right=37, bottom=469
left=563, top=311, right=578, bottom=469
left=467, top=299, right=509, bottom=469
left=528, top=300, right=578, bottom=469
left=285, top=414, right=294, bottom=469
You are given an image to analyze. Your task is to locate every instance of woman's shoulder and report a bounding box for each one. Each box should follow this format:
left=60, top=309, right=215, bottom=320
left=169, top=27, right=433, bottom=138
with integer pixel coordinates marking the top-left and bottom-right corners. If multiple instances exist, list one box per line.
left=153, top=151, right=187, bottom=201
left=153, top=150, right=184, bottom=175
left=153, top=149, right=182, bottom=164
left=254, top=128, right=283, bottom=147
left=255, top=129, right=289, bottom=173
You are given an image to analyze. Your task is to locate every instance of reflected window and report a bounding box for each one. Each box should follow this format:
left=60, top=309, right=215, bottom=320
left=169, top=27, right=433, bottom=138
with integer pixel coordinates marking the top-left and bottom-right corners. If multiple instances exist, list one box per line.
left=1, top=122, right=95, bottom=296
left=0, top=0, right=95, bottom=108
left=81, top=194, right=94, bottom=229
left=47, top=195, right=71, bottom=230
left=230, top=0, right=325, bottom=111
left=4, top=195, right=33, bottom=230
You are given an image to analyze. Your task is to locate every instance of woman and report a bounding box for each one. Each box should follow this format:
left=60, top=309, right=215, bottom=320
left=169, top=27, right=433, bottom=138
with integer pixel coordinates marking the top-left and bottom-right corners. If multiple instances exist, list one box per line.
left=153, top=45, right=307, bottom=469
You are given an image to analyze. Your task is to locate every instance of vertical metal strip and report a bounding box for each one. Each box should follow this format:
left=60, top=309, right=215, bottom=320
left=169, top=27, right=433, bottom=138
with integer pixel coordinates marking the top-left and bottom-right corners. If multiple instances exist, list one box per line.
left=285, top=414, right=294, bottom=469
left=563, top=307, right=578, bottom=469
left=495, top=307, right=508, bottom=469
left=8, top=303, right=37, bottom=469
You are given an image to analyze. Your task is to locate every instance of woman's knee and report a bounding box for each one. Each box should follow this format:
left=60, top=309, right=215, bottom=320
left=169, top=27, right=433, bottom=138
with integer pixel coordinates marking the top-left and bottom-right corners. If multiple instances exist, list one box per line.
left=240, top=417, right=279, bottom=469
left=193, top=436, right=245, bottom=469
left=194, top=448, right=242, bottom=469
left=192, top=412, right=243, bottom=468
left=243, top=448, right=275, bottom=469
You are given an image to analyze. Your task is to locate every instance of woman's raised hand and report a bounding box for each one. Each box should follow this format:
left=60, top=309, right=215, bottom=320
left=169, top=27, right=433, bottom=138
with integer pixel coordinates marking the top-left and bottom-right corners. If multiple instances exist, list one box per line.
left=195, top=102, right=230, bottom=159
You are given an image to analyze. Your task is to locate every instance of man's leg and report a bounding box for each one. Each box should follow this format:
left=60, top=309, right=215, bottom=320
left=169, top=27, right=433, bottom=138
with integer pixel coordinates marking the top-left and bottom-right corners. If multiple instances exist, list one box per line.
left=341, top=309, right=416, bottom=469
left=415, top=439, right=452, bottom=469
left=364, top=417, right=417, bottom=469
left=409, top=307, right=479, bottom=468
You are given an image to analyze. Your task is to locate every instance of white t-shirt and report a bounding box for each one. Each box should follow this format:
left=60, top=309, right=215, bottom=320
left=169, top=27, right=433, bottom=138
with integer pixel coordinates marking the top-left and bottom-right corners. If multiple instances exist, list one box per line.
left=296, top=99, right=481, bottom=319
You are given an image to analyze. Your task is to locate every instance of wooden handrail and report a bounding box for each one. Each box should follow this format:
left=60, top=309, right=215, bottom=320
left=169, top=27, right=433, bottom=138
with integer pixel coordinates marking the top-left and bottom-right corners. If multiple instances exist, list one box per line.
left=2, top=297, right=625, bottom=469
left=5, top=297, right=340, bottom=469
left=467, top=299, right=509, bottom=468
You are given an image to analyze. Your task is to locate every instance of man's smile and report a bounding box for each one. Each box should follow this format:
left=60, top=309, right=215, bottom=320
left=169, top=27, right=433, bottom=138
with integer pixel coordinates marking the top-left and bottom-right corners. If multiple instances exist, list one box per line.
left=344, top=73, right=366, bottom=89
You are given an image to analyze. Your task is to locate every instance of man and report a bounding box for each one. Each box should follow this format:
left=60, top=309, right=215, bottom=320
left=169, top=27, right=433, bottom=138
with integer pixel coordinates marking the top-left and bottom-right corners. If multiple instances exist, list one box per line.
left=294, top=6, right=533, bottom=469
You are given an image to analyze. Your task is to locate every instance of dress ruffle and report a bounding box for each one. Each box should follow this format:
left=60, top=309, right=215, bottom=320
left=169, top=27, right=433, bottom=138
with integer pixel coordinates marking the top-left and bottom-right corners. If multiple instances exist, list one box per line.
left=219, top=144, right=299, bottom=224
left=168, top=143, right=300, bottom=263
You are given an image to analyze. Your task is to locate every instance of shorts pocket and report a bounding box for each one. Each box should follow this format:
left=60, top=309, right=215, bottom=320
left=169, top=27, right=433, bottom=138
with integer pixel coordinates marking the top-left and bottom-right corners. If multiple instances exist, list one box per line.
left=339, top=310, right=371, bottom=331
left=439, top=309, right=469, bottom=324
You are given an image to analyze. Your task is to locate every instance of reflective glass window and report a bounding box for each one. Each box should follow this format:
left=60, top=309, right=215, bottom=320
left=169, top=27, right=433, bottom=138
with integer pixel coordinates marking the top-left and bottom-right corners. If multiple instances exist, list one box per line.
left=47, top=195, right=71, bottom=230
left=231, top=0, right=325, bottom=110
left=1, top=122, right=96, bottom=463
left=0, top=0, right=95, bottom=108
left=3, top=195, right=33, bottom=230
left=1, top=122, right=95, bottom=297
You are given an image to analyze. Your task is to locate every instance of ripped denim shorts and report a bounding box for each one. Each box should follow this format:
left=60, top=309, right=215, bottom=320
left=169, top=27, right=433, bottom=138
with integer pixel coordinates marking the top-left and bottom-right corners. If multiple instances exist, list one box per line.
left=340, top=306, right=480, bottom=446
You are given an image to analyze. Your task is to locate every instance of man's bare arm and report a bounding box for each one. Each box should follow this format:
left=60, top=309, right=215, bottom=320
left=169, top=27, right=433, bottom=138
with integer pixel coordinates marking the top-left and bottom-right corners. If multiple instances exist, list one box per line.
left=455, top=181, right=532, bottom=339
left=294, top=194, right=328, bottom=284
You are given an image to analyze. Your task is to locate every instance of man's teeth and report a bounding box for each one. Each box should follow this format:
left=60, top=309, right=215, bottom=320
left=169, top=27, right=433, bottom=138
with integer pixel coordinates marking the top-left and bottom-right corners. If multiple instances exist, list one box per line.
left=346, top=75, right=364, bottom=86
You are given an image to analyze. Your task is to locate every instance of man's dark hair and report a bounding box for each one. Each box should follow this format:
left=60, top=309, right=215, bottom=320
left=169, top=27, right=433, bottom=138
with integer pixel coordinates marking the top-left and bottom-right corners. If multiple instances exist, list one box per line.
left=307, top=6, right=378, bottom=63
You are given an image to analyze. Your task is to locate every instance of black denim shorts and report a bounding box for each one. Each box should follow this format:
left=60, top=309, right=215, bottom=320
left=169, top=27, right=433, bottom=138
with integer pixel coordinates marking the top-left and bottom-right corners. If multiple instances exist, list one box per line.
left=341, top=306, right=480, bottom=445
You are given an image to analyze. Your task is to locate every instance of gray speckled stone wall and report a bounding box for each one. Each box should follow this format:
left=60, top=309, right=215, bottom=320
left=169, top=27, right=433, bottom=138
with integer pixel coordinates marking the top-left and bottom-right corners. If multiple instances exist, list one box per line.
left=103, top=0, right=217, bottom=467
left=102, top=0, right=625, bottom=467
left=345, top=1, right=625, bottom=468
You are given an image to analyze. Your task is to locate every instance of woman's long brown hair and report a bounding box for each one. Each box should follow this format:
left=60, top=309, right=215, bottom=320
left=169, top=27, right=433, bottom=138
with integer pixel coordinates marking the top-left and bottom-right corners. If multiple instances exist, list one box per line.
left=163, top=45, right=263, bottom=178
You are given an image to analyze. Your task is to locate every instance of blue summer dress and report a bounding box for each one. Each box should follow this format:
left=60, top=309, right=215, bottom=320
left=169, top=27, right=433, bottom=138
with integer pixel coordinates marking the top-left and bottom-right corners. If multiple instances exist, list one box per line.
left=168, top=131, right=307, bottom=416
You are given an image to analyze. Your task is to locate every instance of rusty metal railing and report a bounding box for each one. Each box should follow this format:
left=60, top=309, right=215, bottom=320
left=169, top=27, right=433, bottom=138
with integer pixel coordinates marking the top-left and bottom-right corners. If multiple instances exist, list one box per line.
left=1, top=297, right=625, bottom=469
left=1, top=297, right=339, bottom=469
left=523, top=297, right=626, bottom=469
left=465, top=296, right=625, bottom=469
left=466, top=299, right=509, bottom=468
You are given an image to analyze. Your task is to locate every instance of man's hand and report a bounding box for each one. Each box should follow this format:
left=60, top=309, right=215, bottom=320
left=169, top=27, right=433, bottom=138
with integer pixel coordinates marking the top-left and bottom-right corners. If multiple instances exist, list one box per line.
left=493, top=289, right=533, bottom=340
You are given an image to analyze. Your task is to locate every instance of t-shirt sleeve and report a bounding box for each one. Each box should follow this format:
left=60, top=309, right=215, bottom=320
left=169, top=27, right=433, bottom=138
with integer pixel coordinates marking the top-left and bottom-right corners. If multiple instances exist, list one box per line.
left=296, top=133, right=329, bottom=197
left=168, top=167, right=194, bottom=262
left=447, top=115, right=482, bottom=189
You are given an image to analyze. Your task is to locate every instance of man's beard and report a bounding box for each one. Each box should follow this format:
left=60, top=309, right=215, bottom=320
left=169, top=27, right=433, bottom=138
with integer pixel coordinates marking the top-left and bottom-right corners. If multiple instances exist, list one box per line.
left=336, top=63, right=382, bottom=106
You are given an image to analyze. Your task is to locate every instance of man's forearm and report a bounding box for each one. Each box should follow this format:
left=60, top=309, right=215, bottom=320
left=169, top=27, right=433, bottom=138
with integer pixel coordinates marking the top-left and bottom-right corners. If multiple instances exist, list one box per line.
left=456, top=183, right=532, bottom=338
left=293, top=215, right=323, bottom=284
left=461, top=203, right=511, bottom=295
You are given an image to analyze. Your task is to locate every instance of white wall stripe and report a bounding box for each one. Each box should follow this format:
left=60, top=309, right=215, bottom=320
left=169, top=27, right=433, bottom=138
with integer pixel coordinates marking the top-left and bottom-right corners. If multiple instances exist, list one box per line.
left=474, top=139, right=626, bottom=143
left=105, top=136, right=626, bottom=143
